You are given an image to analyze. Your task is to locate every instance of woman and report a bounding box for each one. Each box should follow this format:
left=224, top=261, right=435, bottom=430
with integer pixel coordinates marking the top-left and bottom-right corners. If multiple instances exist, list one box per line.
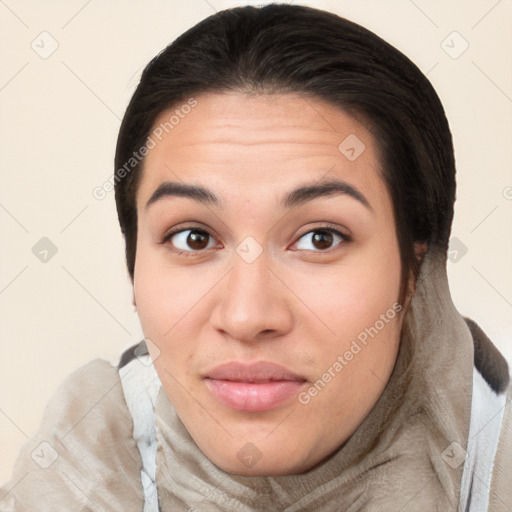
left=1, top=4, right=510, bottom=511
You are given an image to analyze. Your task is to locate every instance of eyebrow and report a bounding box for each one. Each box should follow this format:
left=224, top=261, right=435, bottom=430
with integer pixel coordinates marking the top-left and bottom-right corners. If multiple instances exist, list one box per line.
left=145, top=176, right=373, bottom=212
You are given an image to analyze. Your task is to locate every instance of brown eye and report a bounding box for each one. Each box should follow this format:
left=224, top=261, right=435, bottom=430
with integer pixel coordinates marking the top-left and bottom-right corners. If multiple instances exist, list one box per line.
left=312, top=230, right=334, bottom=250
left=295, top=228, right=347, bottom=252
left=187, top=230, right=209, bottom=250
left=165, top=228, right=216, bottom=254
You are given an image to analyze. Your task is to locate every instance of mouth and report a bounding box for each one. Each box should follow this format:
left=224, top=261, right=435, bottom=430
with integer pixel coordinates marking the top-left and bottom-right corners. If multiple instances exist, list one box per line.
left=203, top=361, right=307, bottom=412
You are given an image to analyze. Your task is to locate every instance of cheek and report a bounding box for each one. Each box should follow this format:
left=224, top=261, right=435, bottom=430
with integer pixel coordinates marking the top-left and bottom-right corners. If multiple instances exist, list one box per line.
left=133, top=262, right=198, bottom=391
left=133, top=243, right=220, bottom=375
left=133, top=244, right=187, bottom=363
left=293, top=238, right=403, bottom=411
left=297, top=246, right=402, bottom=426
left=133, top=244, right=167, bottom=336
left=293, top=239, right=401, bottom=342
left=133, top=240, right=200, bottom=335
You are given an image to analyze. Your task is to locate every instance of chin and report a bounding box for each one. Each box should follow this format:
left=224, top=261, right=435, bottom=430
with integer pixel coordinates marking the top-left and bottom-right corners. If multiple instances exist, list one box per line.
left=211, top=453, right=305, bottom=477
left=197, top=437, right=314, bottom=477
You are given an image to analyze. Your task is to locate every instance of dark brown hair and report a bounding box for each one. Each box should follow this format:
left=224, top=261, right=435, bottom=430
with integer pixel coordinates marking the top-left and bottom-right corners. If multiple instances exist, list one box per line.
left=114, top=4, right=456, bottom=306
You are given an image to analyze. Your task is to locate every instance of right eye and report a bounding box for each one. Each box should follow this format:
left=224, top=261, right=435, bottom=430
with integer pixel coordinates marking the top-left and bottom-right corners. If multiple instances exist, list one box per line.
left=161, top=227, right=218, bottom=257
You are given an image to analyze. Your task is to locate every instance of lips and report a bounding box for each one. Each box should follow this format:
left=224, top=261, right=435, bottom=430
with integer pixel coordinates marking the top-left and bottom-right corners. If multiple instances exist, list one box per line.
left=203, top=361, right=307, bottom=412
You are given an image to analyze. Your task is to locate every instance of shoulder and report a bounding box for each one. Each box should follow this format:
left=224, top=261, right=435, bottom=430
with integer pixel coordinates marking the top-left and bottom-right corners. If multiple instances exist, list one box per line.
left=0, top=357, right=144, bottom=511
left=48, top=357, right=129, bottom=417
left=31, top=358, right=136, bottom=447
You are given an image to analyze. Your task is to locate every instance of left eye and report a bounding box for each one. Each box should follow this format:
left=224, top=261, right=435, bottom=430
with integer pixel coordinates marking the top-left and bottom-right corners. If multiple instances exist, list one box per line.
left=295, top=228, right=347, bottom=252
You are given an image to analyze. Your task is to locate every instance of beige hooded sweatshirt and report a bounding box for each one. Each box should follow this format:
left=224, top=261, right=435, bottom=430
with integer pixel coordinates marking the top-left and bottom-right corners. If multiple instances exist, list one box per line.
left=1, top=246, right=511, bottom=511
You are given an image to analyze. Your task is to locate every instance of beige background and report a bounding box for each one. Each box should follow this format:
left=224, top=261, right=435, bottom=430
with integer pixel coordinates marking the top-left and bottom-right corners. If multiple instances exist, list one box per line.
left=1, top=0, right=511, bottom=485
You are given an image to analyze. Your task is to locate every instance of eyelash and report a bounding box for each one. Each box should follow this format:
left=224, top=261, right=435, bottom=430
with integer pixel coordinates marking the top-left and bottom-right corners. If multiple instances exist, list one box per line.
left=160, top=223, right=352, bottom=258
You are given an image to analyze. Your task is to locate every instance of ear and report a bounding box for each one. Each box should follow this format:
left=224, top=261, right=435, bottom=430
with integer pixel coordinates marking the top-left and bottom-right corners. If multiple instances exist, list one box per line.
left=407, top=241, right=428, bottom=298
left=414, top=241, right=428, bottom=263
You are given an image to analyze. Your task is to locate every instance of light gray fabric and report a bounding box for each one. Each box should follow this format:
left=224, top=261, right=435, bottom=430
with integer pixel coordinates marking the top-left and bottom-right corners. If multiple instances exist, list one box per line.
left=119, top=354, right=162, bottom=512
left=458, top=367, right=507, bottom=511
left=488, top=382, right=512, bottom=511
left=0, top=359, right=145, bottom=511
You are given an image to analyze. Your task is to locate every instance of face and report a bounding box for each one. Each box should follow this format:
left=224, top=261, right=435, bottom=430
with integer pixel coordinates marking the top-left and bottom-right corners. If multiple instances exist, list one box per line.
left=133, top=92, right=407, bottom=476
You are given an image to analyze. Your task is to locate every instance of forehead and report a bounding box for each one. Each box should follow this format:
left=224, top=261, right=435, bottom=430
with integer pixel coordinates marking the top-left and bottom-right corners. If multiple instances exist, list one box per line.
left=136, top=92, right=388, bottom=214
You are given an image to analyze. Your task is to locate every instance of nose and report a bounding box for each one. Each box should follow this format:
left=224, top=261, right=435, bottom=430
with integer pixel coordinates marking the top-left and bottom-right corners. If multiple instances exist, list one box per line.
left=210, top=248, right=294, bottom=344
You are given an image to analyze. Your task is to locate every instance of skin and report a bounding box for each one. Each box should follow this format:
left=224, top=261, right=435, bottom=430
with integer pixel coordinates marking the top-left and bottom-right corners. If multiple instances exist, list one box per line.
left=133, top=91, right=420, bottom=476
